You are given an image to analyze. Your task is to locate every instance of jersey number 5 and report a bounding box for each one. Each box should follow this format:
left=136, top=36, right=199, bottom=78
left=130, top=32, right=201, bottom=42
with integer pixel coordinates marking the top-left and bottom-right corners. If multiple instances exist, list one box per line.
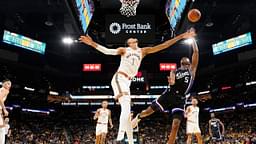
left=184, top=77, right=189, bottom=83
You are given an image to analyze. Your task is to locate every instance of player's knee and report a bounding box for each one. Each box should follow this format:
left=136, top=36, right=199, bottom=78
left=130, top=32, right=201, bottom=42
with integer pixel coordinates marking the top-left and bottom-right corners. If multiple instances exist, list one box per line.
left=187, top=134, right=192, bottom=138
left=120, top=112, right=130, bottom=121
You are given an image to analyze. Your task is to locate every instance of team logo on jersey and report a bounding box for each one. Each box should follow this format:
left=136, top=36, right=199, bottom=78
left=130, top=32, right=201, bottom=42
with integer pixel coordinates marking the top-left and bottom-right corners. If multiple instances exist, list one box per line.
left=126, top=53, right=141, bottom=60
left=109, top=22, right=121, bottom=34
left=176, top=71, right=190, bottom=79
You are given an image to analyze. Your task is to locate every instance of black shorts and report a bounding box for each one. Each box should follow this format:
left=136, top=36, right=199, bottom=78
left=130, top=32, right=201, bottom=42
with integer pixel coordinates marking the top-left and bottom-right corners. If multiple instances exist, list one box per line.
left=211, top=134, right=223, bottom=142
left=151, top=88, right=185, bottom=120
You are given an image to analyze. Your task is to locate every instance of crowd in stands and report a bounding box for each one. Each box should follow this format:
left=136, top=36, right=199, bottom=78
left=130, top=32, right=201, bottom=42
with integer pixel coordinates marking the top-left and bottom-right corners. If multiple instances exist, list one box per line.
left=3, top=108, right=256, bottom=144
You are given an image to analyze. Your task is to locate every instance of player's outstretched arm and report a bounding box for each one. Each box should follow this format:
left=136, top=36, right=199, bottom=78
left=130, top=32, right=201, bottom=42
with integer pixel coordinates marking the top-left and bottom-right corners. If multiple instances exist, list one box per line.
left=141, top=28, right=196, bottom=56
left=108, top=110, right=113, bottom=128
left=219, top=119, right=225, bottom=135
left=208, top=120, right=212, bottom=136
left=79, top=35, right=126, bottom=55
left=191, top=38, right=199, bottom=78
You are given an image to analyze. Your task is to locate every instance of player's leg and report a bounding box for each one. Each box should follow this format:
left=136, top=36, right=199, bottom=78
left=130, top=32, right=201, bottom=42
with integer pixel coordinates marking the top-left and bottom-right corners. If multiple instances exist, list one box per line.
left=95, top=135, right=101, bottom=144
left=195, top=133, right=203, bottom=144
left=100, top=124, right=108, bottom=144
left=138, top=105, right=155, bottom=118
left=167, top=103, right=184, bottom=144
left=186, top=122, right=194, bottom=144
left=216, top=138, right=222, bottom=144
left=95, top=125, right=102, bottom=144
left=131, top=106, right=155, bottom=128
left=0, top=116, right=5, bottom=144
left=211, top=138, right=216, bottom=144
left=168, top=118, right=181, bottom=144
left=111, top=74, right=125, bottom=141
left=132, top=89, right=170, bottom=128
left=119, top=95, right=134, bottom=144
left=100, top=133, right=107, bottom=144
left=186, top=133, right=192, bottom=144
left=111, top=74, right=133, bottom=143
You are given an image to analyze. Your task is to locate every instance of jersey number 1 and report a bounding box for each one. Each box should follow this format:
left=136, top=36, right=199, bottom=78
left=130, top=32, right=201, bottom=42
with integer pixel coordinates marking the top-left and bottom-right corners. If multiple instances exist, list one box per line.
left=132, top=58, right=135, bottom=65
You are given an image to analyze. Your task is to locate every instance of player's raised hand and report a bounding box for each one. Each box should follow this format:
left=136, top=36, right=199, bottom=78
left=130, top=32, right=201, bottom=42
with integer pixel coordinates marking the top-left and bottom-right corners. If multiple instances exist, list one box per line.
left=79, top=35, right=94, bottom=46
left=181, top=28, right=196, bottom=39
left=167, top=70, right=175, bottom=85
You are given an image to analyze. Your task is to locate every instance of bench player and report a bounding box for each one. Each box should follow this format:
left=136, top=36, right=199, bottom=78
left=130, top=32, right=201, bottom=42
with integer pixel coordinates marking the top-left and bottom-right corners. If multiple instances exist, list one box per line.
left=0, top=79, right=11, bottom=144
left=94, top=101, right=113, bottom=144
left=185, top=97, right=203, bottom=144
left=209, top=113, right=225, bottom=144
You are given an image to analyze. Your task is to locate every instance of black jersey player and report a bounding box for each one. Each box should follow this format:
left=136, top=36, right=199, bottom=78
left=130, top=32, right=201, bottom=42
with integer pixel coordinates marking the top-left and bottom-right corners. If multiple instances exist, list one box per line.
left=209, top=113, right=225, bottom=144
left=131, top=29, right=199, bottom=144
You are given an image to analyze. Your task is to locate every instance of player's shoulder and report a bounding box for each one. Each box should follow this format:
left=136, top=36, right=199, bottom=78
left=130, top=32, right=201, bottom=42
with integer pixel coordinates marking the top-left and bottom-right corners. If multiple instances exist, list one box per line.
left=118, top=47, right=127, bottom=51
left=118, top=47, right=127, bottom=54
left=216, top=118, right=221, bottom=122
left=187, top=105, right=192, bottom=108
left=187, top=105, right=192, bottom=110
left=118, top=47, right=126, bottom=50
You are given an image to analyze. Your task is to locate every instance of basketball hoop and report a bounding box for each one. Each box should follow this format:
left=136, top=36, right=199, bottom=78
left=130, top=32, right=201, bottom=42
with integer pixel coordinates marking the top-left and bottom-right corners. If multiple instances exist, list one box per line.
left=120, top=0, right=140, bottom=17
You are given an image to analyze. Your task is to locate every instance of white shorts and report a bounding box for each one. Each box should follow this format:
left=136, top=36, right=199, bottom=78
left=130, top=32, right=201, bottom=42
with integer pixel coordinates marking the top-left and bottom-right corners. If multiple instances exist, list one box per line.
left=96, top=124, right=108, bottom=136
left=0, top=127, right=5, bottom=144
left=186, top=121, right=201, bottom=134
left=111, top=73, right=131, bottom=98
left=0, top=115, right=3, bottom=126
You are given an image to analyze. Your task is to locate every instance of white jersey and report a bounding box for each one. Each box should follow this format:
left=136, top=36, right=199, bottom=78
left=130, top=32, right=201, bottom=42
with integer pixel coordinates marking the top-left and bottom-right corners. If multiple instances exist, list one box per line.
left=97, top=108, right=110, bottom=124
left=187, top=106, right=199, bottom=124
left=117, top=47, right=142, bottom=77
left=0, top=88, right=8, bottom=110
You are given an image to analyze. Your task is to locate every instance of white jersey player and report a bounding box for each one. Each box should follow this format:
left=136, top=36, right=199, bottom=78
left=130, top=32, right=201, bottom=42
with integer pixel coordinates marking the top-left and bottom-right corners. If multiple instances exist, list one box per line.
left=79, top=30, right=196, bottom=144
left=0, top=79, right=11, bottom=144
left=94, top=101, right=113, bottom=144
left=185, top=97, right=203, bottom=144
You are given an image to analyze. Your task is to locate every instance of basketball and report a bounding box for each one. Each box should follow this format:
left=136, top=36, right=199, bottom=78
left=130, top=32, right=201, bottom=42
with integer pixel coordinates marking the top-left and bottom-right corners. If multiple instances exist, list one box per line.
left=188, top=9, right=201, bottom=23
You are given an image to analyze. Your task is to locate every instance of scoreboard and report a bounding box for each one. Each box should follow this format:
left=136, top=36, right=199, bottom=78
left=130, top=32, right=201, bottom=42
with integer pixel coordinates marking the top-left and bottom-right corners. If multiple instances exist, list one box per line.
left=165, top=0, right=187, bottom=30
left=75, top=0, right=93, bottom=33
left=3, top=30, right=46, bottom=54
left=212, top=32, right=252, bottom=55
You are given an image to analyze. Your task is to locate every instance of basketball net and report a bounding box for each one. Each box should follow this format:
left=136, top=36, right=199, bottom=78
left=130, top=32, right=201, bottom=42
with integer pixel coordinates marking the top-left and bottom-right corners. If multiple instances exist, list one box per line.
left=120, top=0, right=140, bottom=17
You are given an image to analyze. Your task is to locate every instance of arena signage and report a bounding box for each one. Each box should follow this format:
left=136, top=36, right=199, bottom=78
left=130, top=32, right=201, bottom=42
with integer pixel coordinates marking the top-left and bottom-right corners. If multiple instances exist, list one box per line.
left=132, top=77, right=145, bottom=82
left=131, top=71, right=146, bottom=83
left=105, top=15, right=155, bottom=44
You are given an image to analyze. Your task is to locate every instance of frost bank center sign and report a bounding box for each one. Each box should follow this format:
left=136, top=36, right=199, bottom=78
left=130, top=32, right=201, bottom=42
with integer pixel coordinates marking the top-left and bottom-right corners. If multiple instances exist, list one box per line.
left=105, top=15, right=155, bottom=44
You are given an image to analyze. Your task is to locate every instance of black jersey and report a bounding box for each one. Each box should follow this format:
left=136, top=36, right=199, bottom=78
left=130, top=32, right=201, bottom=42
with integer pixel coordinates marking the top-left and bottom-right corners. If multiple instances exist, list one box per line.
left=171, top=67, right=194, bottom=95
left=210, top=119, right=222, bottom=137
